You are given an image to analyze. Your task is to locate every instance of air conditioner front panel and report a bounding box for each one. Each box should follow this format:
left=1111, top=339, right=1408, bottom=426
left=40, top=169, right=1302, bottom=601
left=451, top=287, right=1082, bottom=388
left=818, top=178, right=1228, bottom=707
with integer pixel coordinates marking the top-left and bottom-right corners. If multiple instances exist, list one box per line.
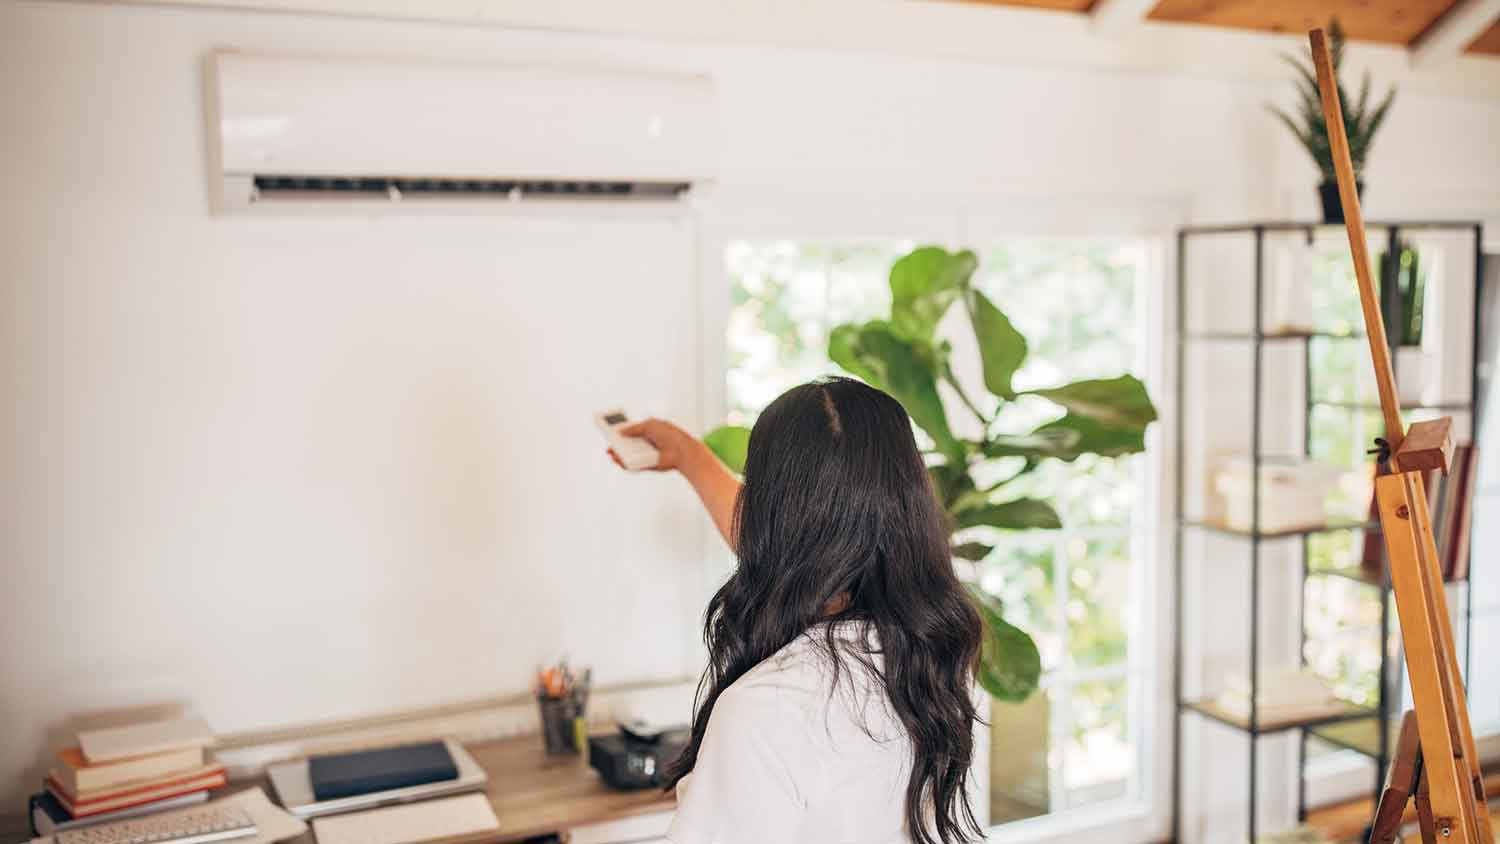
left=211, top=53, right=717, bottom=195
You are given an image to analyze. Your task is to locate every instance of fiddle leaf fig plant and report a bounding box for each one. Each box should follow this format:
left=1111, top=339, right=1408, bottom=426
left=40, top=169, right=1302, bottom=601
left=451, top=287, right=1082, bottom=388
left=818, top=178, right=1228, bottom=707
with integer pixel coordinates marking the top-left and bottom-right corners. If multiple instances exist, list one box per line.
left=704, top=246, right=1158, bottom=701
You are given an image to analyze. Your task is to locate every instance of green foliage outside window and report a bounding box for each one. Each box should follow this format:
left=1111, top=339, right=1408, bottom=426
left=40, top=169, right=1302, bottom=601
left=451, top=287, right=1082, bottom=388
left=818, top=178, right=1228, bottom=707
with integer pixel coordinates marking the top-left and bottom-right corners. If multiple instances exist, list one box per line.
left=707, top=246, right=1158, bottom=702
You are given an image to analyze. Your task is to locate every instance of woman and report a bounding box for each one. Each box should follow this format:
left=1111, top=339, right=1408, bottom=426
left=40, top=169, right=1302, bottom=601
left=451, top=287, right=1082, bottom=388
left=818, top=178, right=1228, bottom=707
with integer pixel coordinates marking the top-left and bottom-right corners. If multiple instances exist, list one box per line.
left=609, top=377, right=984, bottom=844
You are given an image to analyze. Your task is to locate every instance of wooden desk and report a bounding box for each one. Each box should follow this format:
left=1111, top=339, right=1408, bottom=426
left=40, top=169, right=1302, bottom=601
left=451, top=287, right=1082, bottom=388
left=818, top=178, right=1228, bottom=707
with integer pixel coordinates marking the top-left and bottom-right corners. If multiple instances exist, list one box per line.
left=279, top=735, right=675, bottom=844
left=0, top=736, right=670, bottom=843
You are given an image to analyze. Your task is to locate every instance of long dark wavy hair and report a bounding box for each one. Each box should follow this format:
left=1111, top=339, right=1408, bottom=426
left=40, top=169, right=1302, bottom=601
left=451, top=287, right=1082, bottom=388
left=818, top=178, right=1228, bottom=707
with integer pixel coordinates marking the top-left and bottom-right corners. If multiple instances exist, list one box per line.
left=666, top=377, right=984, bottom=844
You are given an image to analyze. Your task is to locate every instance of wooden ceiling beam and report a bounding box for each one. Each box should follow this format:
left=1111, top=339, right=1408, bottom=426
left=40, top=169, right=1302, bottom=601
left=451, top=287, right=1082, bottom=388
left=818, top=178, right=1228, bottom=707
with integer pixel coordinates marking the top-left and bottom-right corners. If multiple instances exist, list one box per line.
left=1470, top=18, right=1500, bottom=53
left=1411, top=0, right=1500, bottom=65
left=1090, top=0, right=1158, bottom=32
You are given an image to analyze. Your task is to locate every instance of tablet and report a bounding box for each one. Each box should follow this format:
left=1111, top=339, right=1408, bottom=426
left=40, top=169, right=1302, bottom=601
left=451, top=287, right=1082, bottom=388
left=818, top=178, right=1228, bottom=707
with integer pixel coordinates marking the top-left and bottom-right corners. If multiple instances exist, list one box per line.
left=268, top=738, right=487, bottom=819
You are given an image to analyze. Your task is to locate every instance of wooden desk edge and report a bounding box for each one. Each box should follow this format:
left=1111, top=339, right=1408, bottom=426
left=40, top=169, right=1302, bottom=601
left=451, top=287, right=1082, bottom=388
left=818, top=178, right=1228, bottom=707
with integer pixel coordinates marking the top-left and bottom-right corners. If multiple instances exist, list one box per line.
left=0, top=735, right=673, bottom=843
left=274, top=734, right=675, bottom=844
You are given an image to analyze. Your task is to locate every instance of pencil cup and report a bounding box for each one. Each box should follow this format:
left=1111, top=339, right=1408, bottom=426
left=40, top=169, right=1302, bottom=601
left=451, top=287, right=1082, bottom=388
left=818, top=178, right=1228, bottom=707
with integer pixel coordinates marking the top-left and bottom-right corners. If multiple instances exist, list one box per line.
left=537, top=695, right=579, bottom=755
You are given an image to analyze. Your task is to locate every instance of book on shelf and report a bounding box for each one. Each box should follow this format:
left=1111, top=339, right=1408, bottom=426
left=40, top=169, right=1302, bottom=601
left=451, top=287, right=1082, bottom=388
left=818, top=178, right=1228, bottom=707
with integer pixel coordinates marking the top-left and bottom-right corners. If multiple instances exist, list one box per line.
left=51, top=744, right=204, bottom=796
left=1443, top=443, right=1477, bottom=581
left=45, top=763, right=226, bottom=818
left=29, top=789, right=208, bottom=836
left=1358, top=443, right=1476, bottom=583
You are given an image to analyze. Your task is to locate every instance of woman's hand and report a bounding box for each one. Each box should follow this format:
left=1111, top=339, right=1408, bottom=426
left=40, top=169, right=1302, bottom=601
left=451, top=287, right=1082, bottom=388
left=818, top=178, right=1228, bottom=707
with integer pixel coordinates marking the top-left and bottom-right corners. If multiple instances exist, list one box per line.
left=606, top=417, right=742, bottom=550
left=607, top=418, right=702, bottom=473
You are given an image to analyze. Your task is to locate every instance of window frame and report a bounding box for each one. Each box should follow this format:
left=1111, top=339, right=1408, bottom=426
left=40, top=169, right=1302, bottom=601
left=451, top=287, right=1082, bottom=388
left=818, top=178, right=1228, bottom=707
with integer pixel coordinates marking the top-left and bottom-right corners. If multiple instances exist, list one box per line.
left=696, top=195, right=1182, bottom=843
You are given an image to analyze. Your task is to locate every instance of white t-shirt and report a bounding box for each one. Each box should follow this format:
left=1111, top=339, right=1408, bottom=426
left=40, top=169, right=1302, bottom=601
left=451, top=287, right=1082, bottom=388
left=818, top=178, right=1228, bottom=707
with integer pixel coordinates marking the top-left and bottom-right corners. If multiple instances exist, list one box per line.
left=666, top=622, right=915, bottom=844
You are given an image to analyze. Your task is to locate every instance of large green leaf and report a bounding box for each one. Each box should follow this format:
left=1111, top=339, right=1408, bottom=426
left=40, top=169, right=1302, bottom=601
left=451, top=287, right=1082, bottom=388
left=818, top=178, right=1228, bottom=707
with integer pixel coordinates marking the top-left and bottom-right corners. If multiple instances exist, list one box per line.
left=1033, top=413, right=1147, bottom=459
left=827, top=320, right=962, bottom=461
left=967, top=289, right=1027, bottom=400
left=828, top=323, right=880, bottom=385
left=952, top=541, right=994, bottom=562
left=888, top=247, right=977, bottom=341
left=954, top=498, right=1061, bottom=531
left=967, top=586, right=1041, bottom=702
left=984, top=412, right=1150, bottom=463
left=702, top=425, right=751, bottom=475
left=980, top=429, right=1083, bottom=460
left=947, top=486, right=1006, bottom=523
left=1024, top=375, right=1157, bottom=429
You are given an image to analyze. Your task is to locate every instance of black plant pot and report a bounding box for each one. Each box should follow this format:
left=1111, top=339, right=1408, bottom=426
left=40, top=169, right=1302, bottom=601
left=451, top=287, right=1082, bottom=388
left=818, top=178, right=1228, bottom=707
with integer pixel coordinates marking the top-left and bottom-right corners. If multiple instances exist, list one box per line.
left=1319, top=180, right=1364, bottom=224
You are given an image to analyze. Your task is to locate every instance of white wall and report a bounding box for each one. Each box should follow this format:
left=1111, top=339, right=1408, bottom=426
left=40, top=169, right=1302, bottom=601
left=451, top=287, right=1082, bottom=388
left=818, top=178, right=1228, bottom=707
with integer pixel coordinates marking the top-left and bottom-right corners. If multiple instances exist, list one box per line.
left=3, top=0, right=1500, bottom=821
left=0, top=1, right=720, bottom=805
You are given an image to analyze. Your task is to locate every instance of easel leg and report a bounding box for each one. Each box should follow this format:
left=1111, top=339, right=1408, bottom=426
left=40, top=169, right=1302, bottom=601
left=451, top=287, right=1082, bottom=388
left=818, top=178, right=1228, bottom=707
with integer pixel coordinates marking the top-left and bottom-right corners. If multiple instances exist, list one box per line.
left=1376, top=473, right=1481, bottom=844
left=1415, top=762, right=1436, bottom=844
left=1369, top=712, right=1422, bottom=844
left=1404, top=473, right=1494, bottom=844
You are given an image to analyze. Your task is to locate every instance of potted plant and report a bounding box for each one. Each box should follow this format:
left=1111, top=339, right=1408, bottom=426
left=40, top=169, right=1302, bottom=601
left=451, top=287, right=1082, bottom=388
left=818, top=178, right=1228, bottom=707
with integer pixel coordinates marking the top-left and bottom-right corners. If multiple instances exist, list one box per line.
left=1380, top=237, right=1429, bottom=404
left=1268, top=17, right=1396, bottom=223
left=703, top=246, right=1158, bottom=703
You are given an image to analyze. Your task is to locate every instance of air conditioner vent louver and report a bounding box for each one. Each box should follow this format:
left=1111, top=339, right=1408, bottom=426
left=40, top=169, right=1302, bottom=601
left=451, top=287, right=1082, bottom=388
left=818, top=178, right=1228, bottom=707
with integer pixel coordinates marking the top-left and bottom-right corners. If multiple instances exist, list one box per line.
left=250, top=175, right=691, bottom=202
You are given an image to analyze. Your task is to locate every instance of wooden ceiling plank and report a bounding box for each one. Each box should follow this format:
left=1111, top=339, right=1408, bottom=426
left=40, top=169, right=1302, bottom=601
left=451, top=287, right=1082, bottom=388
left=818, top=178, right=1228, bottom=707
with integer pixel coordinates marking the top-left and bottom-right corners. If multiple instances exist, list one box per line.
left=947, top=0, right=1096, bottom=12
left=1412, top=0, right=1500, bottom=62
left=1468, top=17, right=1500, bottom=53
left=1147, top=0, right=1462, bottom=46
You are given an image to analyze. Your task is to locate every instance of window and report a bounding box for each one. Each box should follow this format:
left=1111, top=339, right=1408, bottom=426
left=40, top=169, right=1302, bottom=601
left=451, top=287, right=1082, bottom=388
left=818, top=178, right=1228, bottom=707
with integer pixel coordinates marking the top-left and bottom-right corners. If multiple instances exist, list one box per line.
left=971, top=241, right=1151, bottom=825
left=725, top=241, right=913, bottom=426
left=723, top=237, right=1158, bottom=832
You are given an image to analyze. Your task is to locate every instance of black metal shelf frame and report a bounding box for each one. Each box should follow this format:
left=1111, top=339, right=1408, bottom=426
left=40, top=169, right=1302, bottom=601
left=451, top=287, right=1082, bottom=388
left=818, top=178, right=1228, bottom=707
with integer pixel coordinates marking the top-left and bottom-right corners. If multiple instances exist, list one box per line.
left=1169, top=221, right=1484, bottom=844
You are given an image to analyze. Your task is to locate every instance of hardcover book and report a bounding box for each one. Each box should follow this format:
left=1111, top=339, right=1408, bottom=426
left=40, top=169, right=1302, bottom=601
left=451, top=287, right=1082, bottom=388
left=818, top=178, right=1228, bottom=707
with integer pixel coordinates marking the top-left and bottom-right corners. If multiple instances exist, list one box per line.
left=52, top=745, right=204, bottom=797
left=30, top=789, right=208, bottom=835
left=45, top=765, right=225, bottom=818
left=308, top=741, right=458, bottom=801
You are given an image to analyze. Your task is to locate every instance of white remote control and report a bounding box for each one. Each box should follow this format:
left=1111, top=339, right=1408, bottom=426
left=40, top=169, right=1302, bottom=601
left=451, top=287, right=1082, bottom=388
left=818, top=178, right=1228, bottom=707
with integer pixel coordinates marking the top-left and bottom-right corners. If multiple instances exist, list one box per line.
left=595, top=409, right=660, bottom=471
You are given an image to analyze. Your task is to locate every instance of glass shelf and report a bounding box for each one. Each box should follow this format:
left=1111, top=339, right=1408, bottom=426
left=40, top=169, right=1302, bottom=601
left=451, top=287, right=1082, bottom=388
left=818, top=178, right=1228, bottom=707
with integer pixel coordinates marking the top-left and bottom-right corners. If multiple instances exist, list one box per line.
left=1181, top=698, right=1377, bottom=736
left=1310, top=566, right=1469, bottom=589
left=1312, top=399, right=1472, bottom=413
left=1309, top=566, right=1384, bottom=588
left=1181, top=519, right=1375, bottom=540
left=1309, top=716, right=1396, bottom=759
left=1181, top=331, right=1363, bottom=342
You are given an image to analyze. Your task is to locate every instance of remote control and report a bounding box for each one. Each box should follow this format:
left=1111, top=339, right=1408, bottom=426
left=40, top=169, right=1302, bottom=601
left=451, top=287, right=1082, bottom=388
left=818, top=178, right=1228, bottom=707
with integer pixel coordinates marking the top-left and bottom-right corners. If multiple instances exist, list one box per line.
left=594, top=409, right=660, bottom=471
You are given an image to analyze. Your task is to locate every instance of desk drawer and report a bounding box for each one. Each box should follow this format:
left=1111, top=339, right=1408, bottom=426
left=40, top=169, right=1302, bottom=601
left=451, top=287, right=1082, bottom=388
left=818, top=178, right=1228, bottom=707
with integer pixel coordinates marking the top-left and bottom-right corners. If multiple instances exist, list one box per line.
left=565, top=809, right=672, bottom=844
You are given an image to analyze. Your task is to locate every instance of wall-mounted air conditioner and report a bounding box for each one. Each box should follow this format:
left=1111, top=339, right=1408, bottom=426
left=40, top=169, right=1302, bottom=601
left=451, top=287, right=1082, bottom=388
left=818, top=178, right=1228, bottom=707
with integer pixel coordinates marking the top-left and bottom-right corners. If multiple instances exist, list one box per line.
left=204, top=51, right=718, bottom=212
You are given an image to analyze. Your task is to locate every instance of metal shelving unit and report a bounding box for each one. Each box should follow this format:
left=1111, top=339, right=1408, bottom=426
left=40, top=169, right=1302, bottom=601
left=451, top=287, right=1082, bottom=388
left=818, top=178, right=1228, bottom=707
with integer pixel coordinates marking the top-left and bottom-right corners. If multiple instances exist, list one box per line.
left=1170, top=221, right=1485, bottom=844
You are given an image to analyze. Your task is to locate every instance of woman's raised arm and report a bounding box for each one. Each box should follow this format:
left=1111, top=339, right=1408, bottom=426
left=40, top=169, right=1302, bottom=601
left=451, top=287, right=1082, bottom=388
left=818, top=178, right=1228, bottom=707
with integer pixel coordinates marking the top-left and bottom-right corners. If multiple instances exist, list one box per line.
left=609, top=418, right=741, bottom=549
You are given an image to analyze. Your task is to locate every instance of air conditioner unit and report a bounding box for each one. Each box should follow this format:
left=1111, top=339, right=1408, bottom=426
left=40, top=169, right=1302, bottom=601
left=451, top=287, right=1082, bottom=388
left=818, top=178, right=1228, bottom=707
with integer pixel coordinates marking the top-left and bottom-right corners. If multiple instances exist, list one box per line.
left=205, top=51, right=718, bottom=212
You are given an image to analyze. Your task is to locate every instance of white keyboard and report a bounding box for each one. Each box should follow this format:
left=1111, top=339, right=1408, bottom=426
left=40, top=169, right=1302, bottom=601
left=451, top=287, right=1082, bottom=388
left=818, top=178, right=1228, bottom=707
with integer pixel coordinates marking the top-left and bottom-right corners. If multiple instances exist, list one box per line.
left=310, top=793, right=499, bottom=844
left=56, top=805, right=255, bottom=844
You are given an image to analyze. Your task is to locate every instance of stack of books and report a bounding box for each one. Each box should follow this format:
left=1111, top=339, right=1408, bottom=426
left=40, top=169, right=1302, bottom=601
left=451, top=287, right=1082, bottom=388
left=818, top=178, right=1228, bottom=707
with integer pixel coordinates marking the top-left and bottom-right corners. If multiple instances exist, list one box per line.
left=29, top=716, right=222, bottom=835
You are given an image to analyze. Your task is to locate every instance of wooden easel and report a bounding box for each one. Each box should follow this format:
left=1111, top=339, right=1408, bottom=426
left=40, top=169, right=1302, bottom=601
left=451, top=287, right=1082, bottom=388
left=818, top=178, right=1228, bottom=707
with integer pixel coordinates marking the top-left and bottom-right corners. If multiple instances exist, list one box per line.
left=1306, top=28, right=1492, bottom=844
